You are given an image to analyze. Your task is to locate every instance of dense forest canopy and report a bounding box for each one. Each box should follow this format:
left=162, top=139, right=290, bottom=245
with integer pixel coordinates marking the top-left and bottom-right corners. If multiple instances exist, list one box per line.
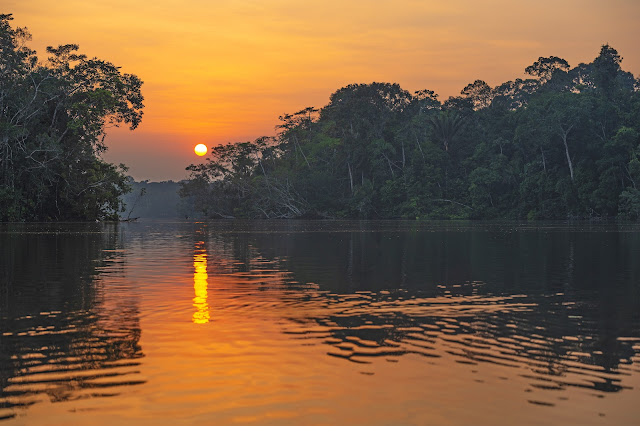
left=181, top=44, right=640, bottom=220
left=0, top=14, right=143, bottom=221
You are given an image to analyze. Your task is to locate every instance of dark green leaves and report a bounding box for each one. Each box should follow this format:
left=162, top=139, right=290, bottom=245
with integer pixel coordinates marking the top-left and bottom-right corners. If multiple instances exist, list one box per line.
left=0, top=15, right=143, bottom=221
left=180, top=45, right=640, bottom=220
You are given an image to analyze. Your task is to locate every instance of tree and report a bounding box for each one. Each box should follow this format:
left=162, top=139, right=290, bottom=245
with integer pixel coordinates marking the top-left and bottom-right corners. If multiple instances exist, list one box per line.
left=429, top=111, right=465, bottom=152
left=491, top=78, right=539, bottom=110
left=525, top=56, right=570, bottom=83
left=461, top=80, right=493, bottom=110
left=593, top=44, right=622, bottom=97
left=320, top=82, right=412, bottom=197
left=528, top=93, right=587, bottom=182
left=0, top=14, right=144, bottom=221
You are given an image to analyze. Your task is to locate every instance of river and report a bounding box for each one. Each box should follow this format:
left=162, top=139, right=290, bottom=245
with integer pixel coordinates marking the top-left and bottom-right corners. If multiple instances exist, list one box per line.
left=1, top=221, right=639, bottom=424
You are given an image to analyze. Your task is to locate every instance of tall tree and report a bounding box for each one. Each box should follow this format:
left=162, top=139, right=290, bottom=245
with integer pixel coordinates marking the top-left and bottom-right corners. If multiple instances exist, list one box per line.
left=525, top=56, right=570, bottom=83
left=461, top=80, right=493, bottom=110
left=0, top=14, right=144, bottom=221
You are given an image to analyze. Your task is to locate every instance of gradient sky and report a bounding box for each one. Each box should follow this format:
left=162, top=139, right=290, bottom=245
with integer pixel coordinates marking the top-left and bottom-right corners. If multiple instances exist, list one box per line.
left=7, top=0, right=640, bottom=181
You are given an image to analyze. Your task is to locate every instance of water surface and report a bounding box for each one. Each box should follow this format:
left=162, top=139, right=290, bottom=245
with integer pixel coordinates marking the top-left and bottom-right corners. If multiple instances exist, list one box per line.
left=1, top=221, right=640, bottom=424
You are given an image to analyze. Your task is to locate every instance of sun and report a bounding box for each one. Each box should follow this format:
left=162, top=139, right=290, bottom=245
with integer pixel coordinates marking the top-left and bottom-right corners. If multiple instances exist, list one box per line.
left=194, top=143, right=207, bottom=156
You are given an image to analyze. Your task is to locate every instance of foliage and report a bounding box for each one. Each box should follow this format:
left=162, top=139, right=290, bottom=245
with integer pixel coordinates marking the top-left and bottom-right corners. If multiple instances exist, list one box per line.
left=0, top=14, right=143, bottom=221
left=182, top=43, right=640, bottom=220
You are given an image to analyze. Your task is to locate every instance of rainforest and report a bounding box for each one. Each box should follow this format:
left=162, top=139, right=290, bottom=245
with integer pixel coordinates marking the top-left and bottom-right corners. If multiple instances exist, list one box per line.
left=181, top=45, right=640, bottom=220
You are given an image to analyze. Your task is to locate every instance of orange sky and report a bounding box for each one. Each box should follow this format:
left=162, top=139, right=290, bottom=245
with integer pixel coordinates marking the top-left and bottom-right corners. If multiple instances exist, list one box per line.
left=7, top=0, right=640, bottom=181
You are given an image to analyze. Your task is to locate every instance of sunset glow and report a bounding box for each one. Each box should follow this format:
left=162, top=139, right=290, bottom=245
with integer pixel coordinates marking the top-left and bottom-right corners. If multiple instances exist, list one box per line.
left=6, top=0, right=639, bottom=181
left=192, top=243, right=209, bottom=324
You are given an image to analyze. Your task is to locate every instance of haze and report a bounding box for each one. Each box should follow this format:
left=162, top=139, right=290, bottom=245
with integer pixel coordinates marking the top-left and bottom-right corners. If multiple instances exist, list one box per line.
left=7, top=0, right=640, bottom=181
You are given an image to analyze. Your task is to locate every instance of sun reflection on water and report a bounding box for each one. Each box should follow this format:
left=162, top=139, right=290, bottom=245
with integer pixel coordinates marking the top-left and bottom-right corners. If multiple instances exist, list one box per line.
left=192, top=241, right=210, bottom=324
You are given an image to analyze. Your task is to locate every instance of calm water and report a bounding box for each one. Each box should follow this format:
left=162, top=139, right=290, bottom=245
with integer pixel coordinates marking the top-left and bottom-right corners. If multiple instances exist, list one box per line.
left=1, top=221, right=640, bottom=425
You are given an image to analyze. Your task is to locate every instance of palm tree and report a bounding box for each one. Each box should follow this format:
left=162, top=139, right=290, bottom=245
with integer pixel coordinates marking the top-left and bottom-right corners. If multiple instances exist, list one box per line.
left=429, top=111, right=465, bottom=152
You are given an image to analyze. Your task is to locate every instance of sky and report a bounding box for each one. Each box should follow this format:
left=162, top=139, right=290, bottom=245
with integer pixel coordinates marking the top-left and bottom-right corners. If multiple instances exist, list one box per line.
left=6, top=0, right=640, bottom=181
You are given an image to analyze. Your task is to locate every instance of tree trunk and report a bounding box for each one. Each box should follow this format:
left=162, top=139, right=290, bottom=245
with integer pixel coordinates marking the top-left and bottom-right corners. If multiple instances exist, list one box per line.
left=561, top=132, right=574, bottom=181
left=415, top=137, right=425, bottom=161
left=384, top=154, right=395, bottom=177
left=294, top=135, right=311, bottom=169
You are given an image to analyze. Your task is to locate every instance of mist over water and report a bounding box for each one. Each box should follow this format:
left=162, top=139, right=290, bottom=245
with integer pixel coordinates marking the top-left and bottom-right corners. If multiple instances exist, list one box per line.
left=1, top=221, right=639, bottom=424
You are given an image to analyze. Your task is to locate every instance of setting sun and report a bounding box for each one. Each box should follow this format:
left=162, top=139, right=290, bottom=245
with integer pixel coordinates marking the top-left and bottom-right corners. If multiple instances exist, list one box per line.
left=194, top=144, right=207, bottom=156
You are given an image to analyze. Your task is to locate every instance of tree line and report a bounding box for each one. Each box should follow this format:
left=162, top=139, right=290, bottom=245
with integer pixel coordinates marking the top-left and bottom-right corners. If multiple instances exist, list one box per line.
left=181, top=45, right=640, bottom=220
left=0, top=14, right=143, bottom=221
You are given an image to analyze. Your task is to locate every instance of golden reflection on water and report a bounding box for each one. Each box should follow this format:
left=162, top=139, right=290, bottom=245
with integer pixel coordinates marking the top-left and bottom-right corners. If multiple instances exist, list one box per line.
left=4, top=223, right=640, bottom=424
left=192, top=241, right=210, bottom=324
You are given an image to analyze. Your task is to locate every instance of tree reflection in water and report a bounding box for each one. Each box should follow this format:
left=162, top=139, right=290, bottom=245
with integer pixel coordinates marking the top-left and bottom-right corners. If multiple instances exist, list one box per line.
left=0, top=224, right=145, bottom=421
left=208, top=223, right=640, bottom=407
left=1, top=221, right=639, bottom=421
